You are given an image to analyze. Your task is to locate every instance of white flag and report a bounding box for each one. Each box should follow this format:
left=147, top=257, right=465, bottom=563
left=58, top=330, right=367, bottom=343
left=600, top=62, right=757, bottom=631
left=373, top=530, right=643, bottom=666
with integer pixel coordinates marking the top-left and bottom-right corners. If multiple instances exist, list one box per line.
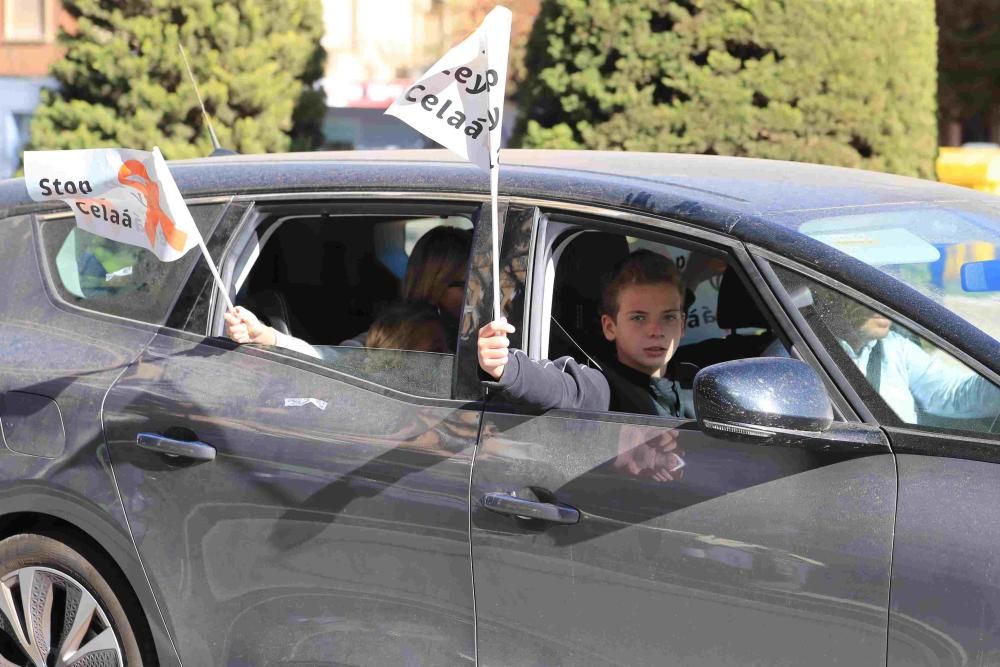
left=25, top=147, right=200, bottom=262
left=385, top=6, right=511, bottom=172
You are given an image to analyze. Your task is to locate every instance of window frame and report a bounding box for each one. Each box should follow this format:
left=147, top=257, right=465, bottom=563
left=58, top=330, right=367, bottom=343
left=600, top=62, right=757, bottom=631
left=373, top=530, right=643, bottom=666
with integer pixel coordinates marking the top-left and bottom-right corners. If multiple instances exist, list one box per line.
left=754, top=245, right=1000, bottom=440
left=33, top=196, right=234, bottom=331
left=198, top=193, right=489, bottom=402
left=3, top=0, right=51, bottom=43
left=503, top=198, right=860, bottom=424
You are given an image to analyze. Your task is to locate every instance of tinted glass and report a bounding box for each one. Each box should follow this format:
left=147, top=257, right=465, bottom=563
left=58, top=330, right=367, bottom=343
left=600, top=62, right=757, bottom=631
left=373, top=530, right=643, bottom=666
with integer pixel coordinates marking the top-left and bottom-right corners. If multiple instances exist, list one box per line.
left=232, top=208, right=477, bottom=399
left=543, top=227, right=783, bottom=417
left=773, top=265, right=1000, bottom=436
left=39, top=203, right=226, bottom=326
left=272, top=346, right=452, bottom=399
left=786, top=204, right=1000, bottom=342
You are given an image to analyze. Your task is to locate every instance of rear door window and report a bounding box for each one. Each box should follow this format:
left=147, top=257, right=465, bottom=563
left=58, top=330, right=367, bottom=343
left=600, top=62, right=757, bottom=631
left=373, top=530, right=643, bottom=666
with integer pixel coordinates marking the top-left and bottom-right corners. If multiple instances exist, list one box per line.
left=219, top=202, right=480, bottom=399
left=38, top=201, right=228, bottom=325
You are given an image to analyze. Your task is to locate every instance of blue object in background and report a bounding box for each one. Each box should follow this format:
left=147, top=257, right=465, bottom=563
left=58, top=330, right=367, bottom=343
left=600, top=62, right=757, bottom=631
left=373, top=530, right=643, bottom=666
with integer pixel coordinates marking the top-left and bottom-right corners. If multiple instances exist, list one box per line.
left=961, top=259, right=1000, bottom=292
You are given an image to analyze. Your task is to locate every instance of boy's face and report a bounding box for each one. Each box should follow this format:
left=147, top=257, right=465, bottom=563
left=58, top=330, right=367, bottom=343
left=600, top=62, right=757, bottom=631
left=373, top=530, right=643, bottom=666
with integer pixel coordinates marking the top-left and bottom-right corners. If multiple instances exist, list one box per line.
left=601, top=282, right=685, bottom=378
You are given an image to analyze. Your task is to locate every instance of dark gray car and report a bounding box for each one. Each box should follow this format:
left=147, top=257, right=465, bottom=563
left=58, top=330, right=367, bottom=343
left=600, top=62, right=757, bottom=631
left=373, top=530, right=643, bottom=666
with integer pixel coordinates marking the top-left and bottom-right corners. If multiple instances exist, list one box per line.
left=0, top=149, right=997, bottom=666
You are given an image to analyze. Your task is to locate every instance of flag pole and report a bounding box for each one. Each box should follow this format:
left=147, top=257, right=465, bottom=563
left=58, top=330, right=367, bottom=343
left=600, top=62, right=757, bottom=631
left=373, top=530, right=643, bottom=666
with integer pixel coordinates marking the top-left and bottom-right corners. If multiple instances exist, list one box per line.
left=487, top=22, right=502, bottom=323
left=152, top=147, right=234, bottom=311
left=490, top=160, right=500, bottom=322
left=198, top=235, right=234, bottom=311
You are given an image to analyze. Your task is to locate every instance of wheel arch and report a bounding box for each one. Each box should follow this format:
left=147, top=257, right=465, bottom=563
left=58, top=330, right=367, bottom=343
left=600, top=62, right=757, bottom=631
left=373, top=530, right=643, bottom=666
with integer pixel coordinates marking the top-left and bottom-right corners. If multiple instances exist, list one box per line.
left=0, top=502, right=178, bottom=666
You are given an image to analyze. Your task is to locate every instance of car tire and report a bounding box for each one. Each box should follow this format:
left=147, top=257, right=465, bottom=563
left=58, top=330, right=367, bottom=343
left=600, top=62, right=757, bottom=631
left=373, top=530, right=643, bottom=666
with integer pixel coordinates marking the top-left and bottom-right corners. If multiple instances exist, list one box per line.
left=0, top=532, right=148, bottom=666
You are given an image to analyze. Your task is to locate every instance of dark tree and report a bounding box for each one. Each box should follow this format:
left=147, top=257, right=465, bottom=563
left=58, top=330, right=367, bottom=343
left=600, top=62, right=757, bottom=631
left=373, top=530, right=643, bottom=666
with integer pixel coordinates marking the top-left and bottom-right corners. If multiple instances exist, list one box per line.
left=937, top=0, right=1000, bottom=144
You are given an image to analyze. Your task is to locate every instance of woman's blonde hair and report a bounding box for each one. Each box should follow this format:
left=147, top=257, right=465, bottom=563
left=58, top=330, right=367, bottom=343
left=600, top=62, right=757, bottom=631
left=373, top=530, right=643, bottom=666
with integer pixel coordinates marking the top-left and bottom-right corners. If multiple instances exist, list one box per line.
left=402, top=226, right=473, bottom=306
left=367, top=301, right=443, bottom=351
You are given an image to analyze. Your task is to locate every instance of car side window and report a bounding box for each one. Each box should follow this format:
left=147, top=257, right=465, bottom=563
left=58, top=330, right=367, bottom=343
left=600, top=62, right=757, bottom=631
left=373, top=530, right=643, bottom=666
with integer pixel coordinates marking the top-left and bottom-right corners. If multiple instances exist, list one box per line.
left=228, top=205, right=478, bottom=400
left=772, top=266, right=1000, bottom=436
left=539, top=224, right=787, bottom=418
left=38, top=202, right=227, bottom=325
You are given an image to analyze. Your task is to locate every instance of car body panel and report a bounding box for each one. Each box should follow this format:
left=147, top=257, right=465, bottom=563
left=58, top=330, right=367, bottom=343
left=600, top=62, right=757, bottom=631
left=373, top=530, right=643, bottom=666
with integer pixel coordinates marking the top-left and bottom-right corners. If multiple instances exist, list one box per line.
left=102, top=331, right=479, bottom=665
left=887, top=432, right=1000, bottom=667
left=0, top=211, right=182, bottom=665
left=471, top=407, right=895, bottom=667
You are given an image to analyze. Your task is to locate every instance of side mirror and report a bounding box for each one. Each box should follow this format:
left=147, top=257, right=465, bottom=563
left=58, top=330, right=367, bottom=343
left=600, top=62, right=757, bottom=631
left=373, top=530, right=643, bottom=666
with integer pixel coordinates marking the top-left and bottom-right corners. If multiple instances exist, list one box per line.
left=694, top=358, right=833, bottom=442
left=961, top=259, right=1000, bottom=293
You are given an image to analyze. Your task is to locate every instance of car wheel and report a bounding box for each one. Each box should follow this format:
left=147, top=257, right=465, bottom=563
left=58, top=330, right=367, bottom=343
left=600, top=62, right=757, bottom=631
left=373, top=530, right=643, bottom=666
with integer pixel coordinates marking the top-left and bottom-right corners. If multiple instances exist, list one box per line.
left=0, top=533, right=146, bottom=666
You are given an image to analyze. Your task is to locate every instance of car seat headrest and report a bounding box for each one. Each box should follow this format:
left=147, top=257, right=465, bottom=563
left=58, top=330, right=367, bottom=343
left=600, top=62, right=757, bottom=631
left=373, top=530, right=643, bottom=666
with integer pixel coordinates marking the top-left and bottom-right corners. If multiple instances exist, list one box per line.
left=716, top=266, right=769, bottom=330
left=551, top=232, right=631, bottom=362
left=240, top=289, right=292, bottom=337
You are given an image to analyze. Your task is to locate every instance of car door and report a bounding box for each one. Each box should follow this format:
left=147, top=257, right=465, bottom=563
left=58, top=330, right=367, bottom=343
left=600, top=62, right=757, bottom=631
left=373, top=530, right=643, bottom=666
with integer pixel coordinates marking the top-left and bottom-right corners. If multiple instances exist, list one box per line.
left=765, top=259, right=1000, bottom=666
left=469, top=206, right=896, bottom=666
left=103, top=195, right=491, bottom=665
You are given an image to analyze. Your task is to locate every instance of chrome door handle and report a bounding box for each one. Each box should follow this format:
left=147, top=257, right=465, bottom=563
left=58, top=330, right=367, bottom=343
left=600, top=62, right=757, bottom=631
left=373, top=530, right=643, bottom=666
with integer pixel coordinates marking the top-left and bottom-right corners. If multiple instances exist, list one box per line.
left=136, top=432, right=216, bottom=461
left=480, top=492, right=580, bottom=524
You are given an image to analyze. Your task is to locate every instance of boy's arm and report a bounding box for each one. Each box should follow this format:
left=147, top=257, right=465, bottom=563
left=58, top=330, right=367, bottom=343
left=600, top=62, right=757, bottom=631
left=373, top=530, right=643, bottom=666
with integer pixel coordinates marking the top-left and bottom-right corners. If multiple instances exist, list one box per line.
left=478, top=319, right=610, bottom=412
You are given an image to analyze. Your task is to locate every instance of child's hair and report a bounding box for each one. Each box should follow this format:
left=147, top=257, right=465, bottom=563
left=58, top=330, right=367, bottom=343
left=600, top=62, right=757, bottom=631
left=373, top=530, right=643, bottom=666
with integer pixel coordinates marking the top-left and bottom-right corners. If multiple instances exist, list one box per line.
left=367, top=300, right=444, bottom=352
left=403, top=226, right=473, bottom=306
left=600, top=250, right=684, bottom=318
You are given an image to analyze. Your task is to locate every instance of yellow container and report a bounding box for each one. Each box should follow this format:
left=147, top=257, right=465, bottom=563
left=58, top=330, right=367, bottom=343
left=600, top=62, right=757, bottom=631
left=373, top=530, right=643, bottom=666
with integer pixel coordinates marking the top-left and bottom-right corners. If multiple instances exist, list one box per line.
left=936, top=146, right=1000, bottom=194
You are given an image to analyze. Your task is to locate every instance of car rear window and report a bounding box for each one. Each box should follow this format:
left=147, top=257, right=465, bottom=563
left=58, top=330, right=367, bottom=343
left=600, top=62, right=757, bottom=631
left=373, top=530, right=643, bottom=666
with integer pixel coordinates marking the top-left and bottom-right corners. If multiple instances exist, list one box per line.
left=38, top=202, right=227, bottom=326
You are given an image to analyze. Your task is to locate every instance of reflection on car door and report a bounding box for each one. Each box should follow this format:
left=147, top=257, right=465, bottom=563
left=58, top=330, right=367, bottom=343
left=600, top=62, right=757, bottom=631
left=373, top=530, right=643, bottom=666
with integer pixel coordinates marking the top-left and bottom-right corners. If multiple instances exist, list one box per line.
left=472, top=413, right=893, bottom=665
left=469, top=220, right=897, bottom=666
left=103, top=335, right=479, bottom=663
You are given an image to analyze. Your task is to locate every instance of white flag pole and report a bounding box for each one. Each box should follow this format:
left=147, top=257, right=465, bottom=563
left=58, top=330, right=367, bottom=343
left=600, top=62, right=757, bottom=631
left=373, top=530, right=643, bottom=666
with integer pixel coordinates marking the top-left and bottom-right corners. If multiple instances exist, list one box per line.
left=487, top=22, right=501, bottom=323
left=490, top=163, right=500, bottom=321
left=197, top=236, right=234, bottom=311
left=151, top=147, right=234, bottom=311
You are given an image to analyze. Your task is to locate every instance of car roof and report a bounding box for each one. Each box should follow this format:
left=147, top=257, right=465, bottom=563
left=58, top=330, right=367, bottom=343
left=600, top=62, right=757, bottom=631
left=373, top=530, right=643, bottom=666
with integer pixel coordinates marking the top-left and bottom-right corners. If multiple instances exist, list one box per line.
left=6, top=149, right=998, bottom=241
left=170, top=148, right=1000, bottom=215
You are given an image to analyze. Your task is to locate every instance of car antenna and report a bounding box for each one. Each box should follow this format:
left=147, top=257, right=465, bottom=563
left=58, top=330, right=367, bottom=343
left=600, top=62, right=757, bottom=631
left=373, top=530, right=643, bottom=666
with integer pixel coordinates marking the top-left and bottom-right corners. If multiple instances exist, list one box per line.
left=178, top=43, right=237, bottom=157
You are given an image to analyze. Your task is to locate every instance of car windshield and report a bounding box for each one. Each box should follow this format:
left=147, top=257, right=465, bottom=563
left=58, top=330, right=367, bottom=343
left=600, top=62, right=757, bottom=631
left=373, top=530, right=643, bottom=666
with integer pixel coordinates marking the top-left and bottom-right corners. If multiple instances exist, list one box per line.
left=793, top=202, right=1000, bottom=342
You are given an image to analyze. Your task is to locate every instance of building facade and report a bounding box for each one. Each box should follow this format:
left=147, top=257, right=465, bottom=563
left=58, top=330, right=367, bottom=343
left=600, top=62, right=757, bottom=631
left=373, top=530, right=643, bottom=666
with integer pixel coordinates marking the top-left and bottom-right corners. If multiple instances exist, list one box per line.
left=0, top=0, right=72, bottom=177
left=319, top=0, right=465, bottom=150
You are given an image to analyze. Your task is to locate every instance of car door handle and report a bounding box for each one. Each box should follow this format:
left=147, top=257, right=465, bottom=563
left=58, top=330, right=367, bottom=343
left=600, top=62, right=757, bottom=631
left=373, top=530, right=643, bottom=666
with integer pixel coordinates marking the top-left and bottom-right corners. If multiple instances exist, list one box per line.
left=136, top=432, right=216, bottom=461
left=480, top=492, right=580, bottom=524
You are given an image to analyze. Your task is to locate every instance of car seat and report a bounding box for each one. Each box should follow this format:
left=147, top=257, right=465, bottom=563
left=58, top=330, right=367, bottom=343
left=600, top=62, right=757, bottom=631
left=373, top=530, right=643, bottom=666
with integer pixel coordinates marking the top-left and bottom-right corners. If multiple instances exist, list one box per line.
left=238, top=288, right=294, bottom=337
left=671, top=266, right=776, bottom=376
left=548, top=232, right=630, bottom=366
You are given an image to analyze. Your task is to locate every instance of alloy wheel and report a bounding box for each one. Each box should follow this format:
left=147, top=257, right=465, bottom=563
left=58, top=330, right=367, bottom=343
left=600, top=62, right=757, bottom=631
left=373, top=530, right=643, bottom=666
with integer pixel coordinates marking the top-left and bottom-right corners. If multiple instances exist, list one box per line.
left=0, top=566, right=122, bottom=667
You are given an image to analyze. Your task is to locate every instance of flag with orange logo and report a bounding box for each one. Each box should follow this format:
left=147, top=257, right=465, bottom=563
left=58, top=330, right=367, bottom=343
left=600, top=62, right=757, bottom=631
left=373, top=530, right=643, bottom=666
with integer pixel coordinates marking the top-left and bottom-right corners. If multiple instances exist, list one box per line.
left=25, top=147, right=199, bottom=262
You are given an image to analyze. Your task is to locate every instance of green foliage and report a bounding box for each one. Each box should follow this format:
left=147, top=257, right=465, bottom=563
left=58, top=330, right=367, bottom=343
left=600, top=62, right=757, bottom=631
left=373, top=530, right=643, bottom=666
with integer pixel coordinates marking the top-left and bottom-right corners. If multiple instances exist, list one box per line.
left=29, top=0, right=326, bottom=158
left=514, top=0, right=937, bottom=178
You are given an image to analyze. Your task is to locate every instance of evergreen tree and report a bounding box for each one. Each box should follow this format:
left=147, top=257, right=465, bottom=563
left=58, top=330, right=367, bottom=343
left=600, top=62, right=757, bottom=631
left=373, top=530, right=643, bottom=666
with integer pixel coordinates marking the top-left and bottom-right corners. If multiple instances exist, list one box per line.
left=514, top=0, right=937, bottom=178
left=29, top=0, right=326, bottom=158
left=937, top=0, right=1000, bottom=142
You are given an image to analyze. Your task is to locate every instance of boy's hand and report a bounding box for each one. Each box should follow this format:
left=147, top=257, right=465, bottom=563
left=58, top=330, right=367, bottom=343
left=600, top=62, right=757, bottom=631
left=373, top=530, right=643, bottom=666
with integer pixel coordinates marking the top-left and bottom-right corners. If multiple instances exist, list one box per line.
left=224, top=306, right=276, bottom=346
left=478, top=318, right=516, bottom=380
left=614, top=426, right=685, bottom=482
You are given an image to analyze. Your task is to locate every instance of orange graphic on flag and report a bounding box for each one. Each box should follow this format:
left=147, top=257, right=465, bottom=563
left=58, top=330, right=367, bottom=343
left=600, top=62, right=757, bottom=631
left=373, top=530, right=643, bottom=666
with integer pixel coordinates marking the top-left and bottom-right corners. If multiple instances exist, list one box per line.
left=118, top=160, right=188, bottom=252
